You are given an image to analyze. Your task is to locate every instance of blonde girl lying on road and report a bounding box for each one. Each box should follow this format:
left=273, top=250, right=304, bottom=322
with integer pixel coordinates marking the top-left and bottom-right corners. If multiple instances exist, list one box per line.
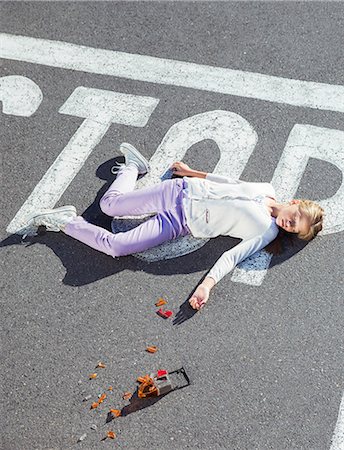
left=21, top=143, right=324, bottom=310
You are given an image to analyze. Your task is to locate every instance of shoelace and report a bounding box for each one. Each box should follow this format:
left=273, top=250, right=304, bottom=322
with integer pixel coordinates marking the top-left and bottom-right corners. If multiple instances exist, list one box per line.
left=111, top=162, right=126, bottom=175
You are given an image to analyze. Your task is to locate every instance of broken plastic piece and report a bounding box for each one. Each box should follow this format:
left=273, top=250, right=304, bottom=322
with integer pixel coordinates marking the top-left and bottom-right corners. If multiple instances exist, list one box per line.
left=107, top=431, right=116, bottom=439
left=155, top=298, right=167, bottom=307
left=157, top=370, right=168, bottom=378
left=96, top=362, right=106, bottom=369
left=146, top=345, right=158, bottom=353
left=122, top=392, right=132, bottom=400
left=89, top=373, right=97, bottom=379
left=98, top=393, right=106, bottom=404
left=156, top=308, right=173, bottom=319
left=78, top=433, right=87, bottom=442
left=109, top=409, right=121, bottom=417
left=137, top=374, right=158, bottom=399
left=137, top=374, right=153, bottom=384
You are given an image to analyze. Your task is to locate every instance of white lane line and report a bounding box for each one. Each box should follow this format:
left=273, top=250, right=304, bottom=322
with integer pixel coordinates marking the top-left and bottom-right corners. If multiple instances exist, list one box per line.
left=6, top=88, right=159, bottom=235
left=0, top=75, right=42, bottom=117
left=330, top=393, right=344, bottom=450
left=1, top=33, right=344, bottom=113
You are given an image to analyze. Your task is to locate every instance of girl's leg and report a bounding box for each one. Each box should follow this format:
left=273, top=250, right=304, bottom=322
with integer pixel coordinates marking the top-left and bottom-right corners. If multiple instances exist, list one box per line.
left=100, top=165, right=183, bottom=217
left=64, top=205, right=188, bottom=257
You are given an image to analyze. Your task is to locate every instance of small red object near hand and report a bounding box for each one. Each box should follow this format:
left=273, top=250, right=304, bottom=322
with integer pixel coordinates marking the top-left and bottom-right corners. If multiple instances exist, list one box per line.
left=156, top=308, right=173, bottom=319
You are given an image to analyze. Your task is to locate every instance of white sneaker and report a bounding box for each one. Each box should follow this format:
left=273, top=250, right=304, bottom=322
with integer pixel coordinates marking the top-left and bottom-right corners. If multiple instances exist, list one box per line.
left=27, top=205, right=77, bottom=232
left=112, top=143, right=150, bottom=175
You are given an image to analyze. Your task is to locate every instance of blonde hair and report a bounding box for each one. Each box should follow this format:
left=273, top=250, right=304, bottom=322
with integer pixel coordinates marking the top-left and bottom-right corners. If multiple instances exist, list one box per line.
left=297, top=199, right=324, bottom=241
left=265, top=199, right=324, bottom=255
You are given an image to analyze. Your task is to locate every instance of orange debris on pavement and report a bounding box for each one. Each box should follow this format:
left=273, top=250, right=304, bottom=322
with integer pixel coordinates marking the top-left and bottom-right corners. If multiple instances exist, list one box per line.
left=155, top=298, right=167, bottom=307
left=146, top=345, right=158, bottom=353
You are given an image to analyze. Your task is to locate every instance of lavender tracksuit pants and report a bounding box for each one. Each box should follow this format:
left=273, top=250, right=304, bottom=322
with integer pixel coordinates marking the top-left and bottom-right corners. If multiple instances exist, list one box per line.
left=64, top=165, right=190, bottom=257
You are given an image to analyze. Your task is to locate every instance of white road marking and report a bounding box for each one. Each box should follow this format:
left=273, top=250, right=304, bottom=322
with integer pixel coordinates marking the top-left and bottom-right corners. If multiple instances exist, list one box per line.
left=1, top=32, right=343, bottom=449
left=230, top=248, right=273, bottom=285
left=59, top=87, right=158, bottom=126
left=0, top=75, right=42, bottom=116
left=1, top=33, right=344, bottom=112
left=112, top=110, right=257, bottom=261
left=6, top=88, right=159, bottom=235
left=232, top=124, right=344, bottom=286
left=2, top=34, right=343, bottom=287
left=330, top=393, right=344, bottom=450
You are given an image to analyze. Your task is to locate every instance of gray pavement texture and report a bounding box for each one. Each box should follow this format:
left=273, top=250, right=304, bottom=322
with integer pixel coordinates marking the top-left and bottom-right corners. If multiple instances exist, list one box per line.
left=1, top=2, right=344, bottom=449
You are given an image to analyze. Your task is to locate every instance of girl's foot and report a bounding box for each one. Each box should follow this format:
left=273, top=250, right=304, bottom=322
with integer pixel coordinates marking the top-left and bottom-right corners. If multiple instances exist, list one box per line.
left=26, top=206, right=77, bottom=232
left=112, top=143, right=150, bottom=175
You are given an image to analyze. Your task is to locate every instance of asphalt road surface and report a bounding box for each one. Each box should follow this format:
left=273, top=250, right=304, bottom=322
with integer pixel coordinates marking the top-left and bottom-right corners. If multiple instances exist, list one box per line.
left=1, top=2, right=344, bottom=449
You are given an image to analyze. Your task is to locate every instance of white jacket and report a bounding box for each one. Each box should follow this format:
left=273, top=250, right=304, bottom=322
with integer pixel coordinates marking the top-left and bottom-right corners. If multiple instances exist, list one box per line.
left=182, top=173, right=279, bottom=283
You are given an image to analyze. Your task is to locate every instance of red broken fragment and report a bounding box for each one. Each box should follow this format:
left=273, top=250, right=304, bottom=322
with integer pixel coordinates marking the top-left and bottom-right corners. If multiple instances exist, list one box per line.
left=156, top=308, right=173, bottom=319
left=157, top=370, right=168, bottom=378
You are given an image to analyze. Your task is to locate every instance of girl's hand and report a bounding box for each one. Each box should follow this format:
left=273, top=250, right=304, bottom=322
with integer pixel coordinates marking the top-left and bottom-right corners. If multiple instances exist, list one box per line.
left=171, top=161, right=192, bottom=177
left=189, top=285, right=210, bottom=310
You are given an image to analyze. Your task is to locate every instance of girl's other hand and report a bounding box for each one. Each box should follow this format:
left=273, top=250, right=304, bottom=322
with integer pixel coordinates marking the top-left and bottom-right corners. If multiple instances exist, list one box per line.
left=189, top=285, right=210, bottom=310
left=171, top=161, right=192, bottom=177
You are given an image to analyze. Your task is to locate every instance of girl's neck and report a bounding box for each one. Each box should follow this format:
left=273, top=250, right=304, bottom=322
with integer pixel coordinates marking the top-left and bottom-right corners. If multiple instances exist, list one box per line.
left=266, top=198, right=284, bottom=218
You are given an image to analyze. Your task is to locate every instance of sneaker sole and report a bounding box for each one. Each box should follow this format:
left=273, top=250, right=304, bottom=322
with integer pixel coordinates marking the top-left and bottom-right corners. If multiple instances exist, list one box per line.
left=28, top=205, right=77, bottom=222
left=119, top=143, right=150, bottom=174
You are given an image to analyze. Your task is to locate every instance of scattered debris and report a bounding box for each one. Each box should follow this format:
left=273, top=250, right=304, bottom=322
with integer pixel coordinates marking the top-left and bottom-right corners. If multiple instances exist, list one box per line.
left=98, top=393, right=106, bottom=404
left=146, top=345, right=158, bottom=353
left=90, top=424, right=97, bottom=431
left=155, top=298, right=167, bottom=307
left=83, top=395, right=92, bottom=402
left=106, top=431, right=116, bottom=439
left=137, top=374, right=158, bottom=399
left=90, top=402, right=99, bottom=410
left=109, top=409, right=121, bottom=418
left=108, top=386, right=113, bottom=391
left=122, top=391, right=132, bottom=400
left=96, top=362, right=106, bottom=369
left=78, top=433, right=87, bottom=442
left=89, top=373, right=97, bottom=380
left=156, top=308, right=173, bottom=319
left=137, top=368, right=191, bottom=398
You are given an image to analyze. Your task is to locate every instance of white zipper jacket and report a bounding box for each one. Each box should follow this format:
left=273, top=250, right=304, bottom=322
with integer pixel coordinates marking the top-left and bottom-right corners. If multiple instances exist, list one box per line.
left=182, top=173, right=279, bottom=283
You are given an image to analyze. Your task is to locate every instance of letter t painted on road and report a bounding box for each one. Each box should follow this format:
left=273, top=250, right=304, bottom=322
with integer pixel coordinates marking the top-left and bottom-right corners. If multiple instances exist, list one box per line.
left=6, top=87, right=159, bottom=234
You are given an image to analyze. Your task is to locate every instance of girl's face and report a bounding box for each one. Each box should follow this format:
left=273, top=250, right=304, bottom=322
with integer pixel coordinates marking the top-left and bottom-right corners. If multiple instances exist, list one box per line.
left=276, top=201, right=310, bottom=235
